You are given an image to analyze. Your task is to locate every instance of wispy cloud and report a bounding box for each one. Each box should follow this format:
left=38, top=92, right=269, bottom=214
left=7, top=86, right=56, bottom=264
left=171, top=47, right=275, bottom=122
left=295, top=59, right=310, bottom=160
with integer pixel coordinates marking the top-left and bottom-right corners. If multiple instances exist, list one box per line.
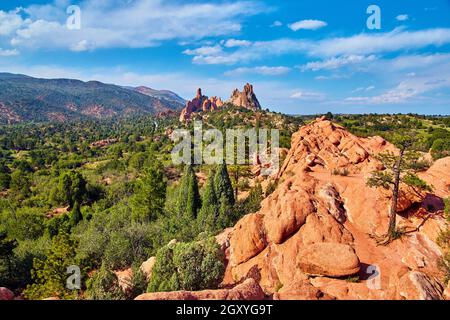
left=290, top=90, right=325, bottom=100
left=222, top=39, right=252, bottom=48
left=1, top=0, right=268, bottom=52
left=271, top=20, right=282, bottom=27
left=288, top=19, right=327, bottom=31
left=184, top=28, right=450, bottom=65
left=346, top=76, right=449, bottom=105
left=183, top=45, right=223, bottom=56
left=396, top=14, right=409, bottom=21
left=0, top=48, right=19, bottom=56
left=309, top=28, right=450, bottom=57
left=224, top=66, right=290, bottom=76
left=299, top=55, right=377, bottom=71
left=352, top=86, right=375, bottom=93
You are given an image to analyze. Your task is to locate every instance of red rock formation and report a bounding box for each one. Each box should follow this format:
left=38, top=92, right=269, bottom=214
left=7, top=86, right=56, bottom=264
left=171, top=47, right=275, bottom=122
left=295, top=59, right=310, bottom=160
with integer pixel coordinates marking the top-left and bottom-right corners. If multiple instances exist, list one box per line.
left=115, top=268, right=133, bottom=294
left=179, top=88, right=224, bottom=122
left=228, top=83, right=261, bottom=110
left=134, top=278, right=264, bottom=300
left=219, top=117, right=449, bottom=300
left=179, top=84, right=260, bottom=122
left=0, top=287, right=14, bottom=300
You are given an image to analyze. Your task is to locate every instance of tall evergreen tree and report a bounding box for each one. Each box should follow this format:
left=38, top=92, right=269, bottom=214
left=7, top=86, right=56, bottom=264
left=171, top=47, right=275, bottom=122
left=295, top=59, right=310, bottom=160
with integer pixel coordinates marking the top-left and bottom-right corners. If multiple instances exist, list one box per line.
left=197, top=169, right=219, bottom=232
left=70, top=201, right=83, bottom=226
left=51, top=171, right=87, bottom=209
left=214, top=162, right=235, bottom=206
left=214, top=162, right=235, bottom=229
left=131, top=160, right=167, bottom=222
left=177, top=165, right=201, bottom=220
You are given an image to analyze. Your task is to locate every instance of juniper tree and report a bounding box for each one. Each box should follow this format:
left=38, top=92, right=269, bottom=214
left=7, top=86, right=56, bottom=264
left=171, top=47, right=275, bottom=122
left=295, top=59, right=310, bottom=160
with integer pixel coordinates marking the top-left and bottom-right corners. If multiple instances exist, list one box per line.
left=214, top=162, right=235, bottom=229
left=367, top=134, right=432, bottom=245
left=85, top=263, right=125, bottom=300
left=24, top=232, right=80, bottom=300
left=197, top=169, right=219, bottom=232
left=177, top=164, right=201, bottom=220
left=70, top=201, right=83, bottom=226
left=214, top=162, right=235, bottom=206
left=50, top=171, right=87, bottom=209
left=131, top=160, right=167, bottom=222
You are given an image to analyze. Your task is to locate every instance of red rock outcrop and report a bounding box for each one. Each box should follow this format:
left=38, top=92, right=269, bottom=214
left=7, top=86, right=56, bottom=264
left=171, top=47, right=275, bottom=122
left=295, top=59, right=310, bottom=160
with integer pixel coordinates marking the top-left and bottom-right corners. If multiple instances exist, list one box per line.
left=297, top=243, right=360, bottom=277
left=140, top=256, right=156, bottom=281
left=115, top=268, right=133, bottom=294
left=220, top=117, right=450, bottom=300
left=134, top=278, right=264, bottom=300
left=0, top=287, right=14, bottom=300
left=228, top=83, right=261, bottom=110
left=179, top=88, right=224, bottom=122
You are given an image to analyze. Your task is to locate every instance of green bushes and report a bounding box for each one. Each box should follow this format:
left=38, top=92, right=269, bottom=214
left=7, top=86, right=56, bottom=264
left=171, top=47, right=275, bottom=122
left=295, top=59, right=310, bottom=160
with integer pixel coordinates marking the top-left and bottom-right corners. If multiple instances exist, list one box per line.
left=24, top=232, right=80, bottom=300
left=431, top=138, right=450, bottom=160
left=49, top=171, right=87, bottom=208
left=1, top=207, right=46, bottom=241
left=85, top=263, right=125, bottom=300
left=130, top=160, right=167, bottom=222
left=148, top=236, right=224, bottom=292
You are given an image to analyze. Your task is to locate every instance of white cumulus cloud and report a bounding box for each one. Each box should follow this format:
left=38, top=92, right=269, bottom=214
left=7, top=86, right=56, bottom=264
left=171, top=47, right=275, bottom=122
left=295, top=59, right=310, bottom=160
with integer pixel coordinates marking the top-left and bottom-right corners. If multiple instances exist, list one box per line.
left=1, top=0, right=268, bottom=52
left=223, top=39, right=252, bottom=48
left=288, top=19, right=327, bottom=31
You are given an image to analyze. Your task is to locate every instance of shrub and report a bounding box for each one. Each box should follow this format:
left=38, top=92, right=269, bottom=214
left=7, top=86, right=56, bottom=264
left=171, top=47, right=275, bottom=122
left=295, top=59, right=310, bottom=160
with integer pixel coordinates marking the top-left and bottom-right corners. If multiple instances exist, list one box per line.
left=24, top=232, right=80, bottom=300
left=2, top=207, right=46, bottom=241
left=148, top=237, right=224, bottom=292
left=85, top=263, right=125, bottom=300
left=332, top=168, right=349, bottom=176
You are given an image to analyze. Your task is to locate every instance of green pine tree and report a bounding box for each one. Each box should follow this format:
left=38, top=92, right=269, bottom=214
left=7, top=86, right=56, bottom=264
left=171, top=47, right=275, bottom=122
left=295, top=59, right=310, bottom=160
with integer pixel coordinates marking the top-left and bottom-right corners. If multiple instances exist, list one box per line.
left=197, top=169, right=219, bottom=232
left=70, top=201, right=83, bottom=226
left=131, top=160, right=167, bottom=222
left=214, top=162, right=235, bottom=206
left=177, top=165, right=201, bottom=220
left=214, top=162, right=235, bottom=229
left=51, top=171, right=87, bottom=209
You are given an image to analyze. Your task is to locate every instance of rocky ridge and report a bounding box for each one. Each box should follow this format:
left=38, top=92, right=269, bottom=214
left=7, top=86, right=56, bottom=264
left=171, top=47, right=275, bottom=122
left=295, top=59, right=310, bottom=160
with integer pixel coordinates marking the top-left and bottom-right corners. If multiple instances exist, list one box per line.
left=218, top=117, right=449, bottom=300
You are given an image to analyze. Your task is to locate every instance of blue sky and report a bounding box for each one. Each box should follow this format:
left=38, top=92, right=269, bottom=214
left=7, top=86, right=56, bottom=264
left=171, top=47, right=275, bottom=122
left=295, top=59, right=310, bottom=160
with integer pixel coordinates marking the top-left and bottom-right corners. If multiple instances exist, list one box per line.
left=1, top=0, right=450, bottom=115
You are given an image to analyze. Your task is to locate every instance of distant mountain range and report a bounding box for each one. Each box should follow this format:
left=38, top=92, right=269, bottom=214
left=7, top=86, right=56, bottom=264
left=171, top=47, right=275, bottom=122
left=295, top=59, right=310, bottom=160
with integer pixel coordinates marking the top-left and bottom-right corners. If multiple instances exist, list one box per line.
left=0, top=73, right=186, bottom=124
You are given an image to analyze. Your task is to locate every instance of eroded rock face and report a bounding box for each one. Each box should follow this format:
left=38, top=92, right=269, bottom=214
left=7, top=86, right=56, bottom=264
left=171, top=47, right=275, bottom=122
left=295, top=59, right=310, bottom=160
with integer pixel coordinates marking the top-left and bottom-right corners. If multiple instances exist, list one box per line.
left=222, top=118, right=449, bottom=300
left=399, top=271, right=444, bottom=300
left=228, top=83, right=261, bottom=110
left=179, top=88, right=224, bottom=122
left=273, top=281, right=335, bottom=300
left=318, top=184, right=347, bottom=223
left=115, top=268, right=133, bottom=294
left=140, top=256, right=156, bottom=281
left=297, top=243, right=360, bottom=277
left=134, top=278, right=264, bottom=300
left=229, top=213, right=267, bottom=266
